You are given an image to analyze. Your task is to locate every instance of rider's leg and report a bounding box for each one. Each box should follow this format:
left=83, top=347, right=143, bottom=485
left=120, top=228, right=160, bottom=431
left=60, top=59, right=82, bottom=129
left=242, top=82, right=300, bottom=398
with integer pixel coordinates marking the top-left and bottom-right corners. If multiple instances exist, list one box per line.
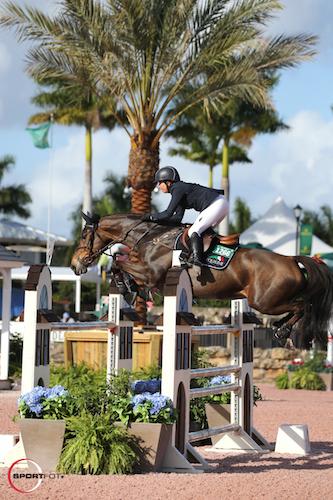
left=189, top=232, right=204, bottom=266
left=187, top=196, right=229, bottom=265
left=189, top=195, right=229, bottom=237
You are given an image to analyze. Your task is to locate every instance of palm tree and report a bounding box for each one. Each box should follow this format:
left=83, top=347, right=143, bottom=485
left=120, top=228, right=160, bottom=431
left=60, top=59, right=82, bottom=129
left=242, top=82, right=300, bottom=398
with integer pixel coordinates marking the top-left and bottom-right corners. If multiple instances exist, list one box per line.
left=217, top=94, right=288, bottom=232
left=29, top=81, right=117, bottom=215
left=0, top=0, right=316, bottom=215
left=167, top=107, right=251, bottom=188
left=167, top=76, right=287, bottom=232
left=0, top=155, right=31, bottom=218
left=229, top=197, right=254, bottom=234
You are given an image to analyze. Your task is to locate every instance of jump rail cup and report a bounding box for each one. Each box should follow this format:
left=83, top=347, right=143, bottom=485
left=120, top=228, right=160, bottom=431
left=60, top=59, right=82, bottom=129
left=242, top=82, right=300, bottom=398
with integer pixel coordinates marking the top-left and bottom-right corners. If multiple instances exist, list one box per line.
left=160, top=267, right=268, bottom=472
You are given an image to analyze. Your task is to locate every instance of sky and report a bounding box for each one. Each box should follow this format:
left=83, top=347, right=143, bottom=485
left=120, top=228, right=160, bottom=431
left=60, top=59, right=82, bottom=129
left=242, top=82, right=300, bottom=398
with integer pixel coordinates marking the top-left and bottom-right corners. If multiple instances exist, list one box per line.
left=1, top=0, right=333, bottom=239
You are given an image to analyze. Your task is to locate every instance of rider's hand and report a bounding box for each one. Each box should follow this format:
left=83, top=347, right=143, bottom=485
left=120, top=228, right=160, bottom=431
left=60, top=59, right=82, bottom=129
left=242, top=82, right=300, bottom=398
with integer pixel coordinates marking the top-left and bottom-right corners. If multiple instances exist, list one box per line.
left=142, top=214, right=156, bottom=222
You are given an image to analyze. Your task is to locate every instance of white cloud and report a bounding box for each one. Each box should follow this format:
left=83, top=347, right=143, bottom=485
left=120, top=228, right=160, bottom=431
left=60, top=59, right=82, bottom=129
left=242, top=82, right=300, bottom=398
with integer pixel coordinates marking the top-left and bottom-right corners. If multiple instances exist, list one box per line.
left=231, top=110, right=333, bottom=219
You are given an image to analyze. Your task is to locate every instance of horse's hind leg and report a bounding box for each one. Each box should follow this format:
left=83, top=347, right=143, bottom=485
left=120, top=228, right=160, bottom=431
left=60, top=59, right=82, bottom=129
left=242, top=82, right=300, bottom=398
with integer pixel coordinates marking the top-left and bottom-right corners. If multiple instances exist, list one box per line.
left=273, top=310, right=304, bottom=344
left=273, top=312, right=294, bottom=330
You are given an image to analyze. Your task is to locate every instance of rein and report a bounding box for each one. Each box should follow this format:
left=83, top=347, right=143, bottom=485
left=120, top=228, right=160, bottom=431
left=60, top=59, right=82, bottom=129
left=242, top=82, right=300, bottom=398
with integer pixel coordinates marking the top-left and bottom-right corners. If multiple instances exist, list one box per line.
left=85, top=218, right=160, bottom=263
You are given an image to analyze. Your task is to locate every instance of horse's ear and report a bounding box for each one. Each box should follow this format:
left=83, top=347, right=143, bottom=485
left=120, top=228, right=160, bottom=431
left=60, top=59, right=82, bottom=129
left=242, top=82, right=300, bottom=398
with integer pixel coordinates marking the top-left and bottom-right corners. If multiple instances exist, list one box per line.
left=81, top=211, right=100, bottom=225
left=81, top=211, right=92, bottom=224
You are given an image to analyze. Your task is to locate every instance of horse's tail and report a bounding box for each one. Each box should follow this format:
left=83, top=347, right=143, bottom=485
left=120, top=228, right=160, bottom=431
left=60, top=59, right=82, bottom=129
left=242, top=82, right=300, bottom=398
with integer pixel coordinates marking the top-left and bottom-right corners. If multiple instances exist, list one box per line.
left=296, top=256, right=333, bottom=348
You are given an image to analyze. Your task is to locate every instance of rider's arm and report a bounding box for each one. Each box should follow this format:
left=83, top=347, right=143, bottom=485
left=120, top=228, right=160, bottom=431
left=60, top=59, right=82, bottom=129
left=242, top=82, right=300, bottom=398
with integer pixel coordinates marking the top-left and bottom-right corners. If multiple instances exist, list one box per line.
left=169, top=204, right=185, bottom=223
left=152, top=187, right=184, bottom=221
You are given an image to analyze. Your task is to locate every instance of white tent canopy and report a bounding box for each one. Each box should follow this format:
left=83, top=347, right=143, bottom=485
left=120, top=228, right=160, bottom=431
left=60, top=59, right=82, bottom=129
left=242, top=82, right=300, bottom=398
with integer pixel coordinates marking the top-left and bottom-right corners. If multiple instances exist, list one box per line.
left=240, top=197, right=333, bottom=256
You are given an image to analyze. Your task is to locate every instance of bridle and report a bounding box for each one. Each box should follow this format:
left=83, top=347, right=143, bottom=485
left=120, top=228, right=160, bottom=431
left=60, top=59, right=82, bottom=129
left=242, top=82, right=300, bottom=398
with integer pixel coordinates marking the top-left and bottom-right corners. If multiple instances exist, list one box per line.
left=77, top=218, right=160, bottom=265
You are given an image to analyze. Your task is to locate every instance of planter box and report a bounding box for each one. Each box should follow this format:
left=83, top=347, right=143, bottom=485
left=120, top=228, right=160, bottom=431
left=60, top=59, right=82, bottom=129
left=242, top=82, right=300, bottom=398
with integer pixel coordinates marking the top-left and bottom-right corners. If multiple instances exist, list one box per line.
left=117, top=422, right=172, bottom=472
left=19, top=419, right=66, bottom=472
left=205, top=403, right=230, bottom=446
left=319, top=372, right=333, bottom=391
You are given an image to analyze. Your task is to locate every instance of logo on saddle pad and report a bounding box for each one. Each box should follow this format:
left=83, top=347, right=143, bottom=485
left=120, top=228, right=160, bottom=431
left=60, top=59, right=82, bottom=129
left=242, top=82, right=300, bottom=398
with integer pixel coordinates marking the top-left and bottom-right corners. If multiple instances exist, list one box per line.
left=203, top=243, right=237, bottom=270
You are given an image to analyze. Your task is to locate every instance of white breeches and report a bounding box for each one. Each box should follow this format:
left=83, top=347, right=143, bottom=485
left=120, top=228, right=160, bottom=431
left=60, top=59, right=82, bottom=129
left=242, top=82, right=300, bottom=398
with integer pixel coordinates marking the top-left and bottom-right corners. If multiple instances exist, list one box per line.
left=188, top=195, right=229, bottom=237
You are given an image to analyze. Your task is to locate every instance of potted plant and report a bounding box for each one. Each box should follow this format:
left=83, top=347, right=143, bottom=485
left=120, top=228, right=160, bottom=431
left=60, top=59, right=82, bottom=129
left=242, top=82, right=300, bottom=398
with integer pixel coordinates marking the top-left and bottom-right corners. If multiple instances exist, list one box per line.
left=17, top=385, right=69, bottom=472
left=111, top=378, right=176, bottom=472
left=286, top=353, right=333, bottom=391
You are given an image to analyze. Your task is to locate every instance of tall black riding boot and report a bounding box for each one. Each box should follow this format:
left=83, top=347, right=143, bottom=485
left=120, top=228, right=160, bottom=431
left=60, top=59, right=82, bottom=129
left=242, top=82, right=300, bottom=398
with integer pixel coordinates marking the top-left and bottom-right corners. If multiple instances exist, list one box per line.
left=190, top=232, right=204, bottom=266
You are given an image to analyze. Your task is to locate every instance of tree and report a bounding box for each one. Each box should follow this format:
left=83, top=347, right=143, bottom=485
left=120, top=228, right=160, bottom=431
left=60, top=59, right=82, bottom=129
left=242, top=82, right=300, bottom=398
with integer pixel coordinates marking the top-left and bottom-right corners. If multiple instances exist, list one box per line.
left=217, top=92, right=288, bottom=232
left=229, top=197, right=254, bottom=234
left=167, top=106, right=251, bottom=188
left=70, top=173, right=132, bottom=246
left=167, top=74, right=287, bottom=232
left=302, top=206, right=333, bottom=247
left=0, top=155, right=31, bottom=218
left=29, top=81, right=117, bottom=215
left=0, top=0, right=316, bottom=215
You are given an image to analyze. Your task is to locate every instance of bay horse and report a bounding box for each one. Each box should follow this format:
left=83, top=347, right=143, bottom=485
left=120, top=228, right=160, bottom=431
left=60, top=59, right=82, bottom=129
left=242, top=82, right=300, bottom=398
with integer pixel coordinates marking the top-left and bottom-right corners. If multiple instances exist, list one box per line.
left=71, top=213, right=333, bottom=348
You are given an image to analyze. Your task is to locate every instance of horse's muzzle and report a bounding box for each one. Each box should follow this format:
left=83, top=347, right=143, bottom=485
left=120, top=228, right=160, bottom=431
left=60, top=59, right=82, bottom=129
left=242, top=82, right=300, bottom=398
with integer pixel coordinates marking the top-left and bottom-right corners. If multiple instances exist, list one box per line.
left=71, top=260, right=88, bottom=276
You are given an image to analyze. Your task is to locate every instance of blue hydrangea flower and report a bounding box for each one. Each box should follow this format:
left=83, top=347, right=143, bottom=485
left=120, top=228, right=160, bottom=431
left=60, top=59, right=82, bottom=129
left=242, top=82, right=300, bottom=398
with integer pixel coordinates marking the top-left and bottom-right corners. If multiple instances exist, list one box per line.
left=46, top=385, right=68, bottom=399
left=131, top=380, right=147, bottom=394
left=131, top=392, right=152, bottom=410
left=18, top=385, right=68, bottom=417
left=146, top=379, right=161, bottom=394
left=131, top=392, right=173, bottom=415
left=209, top=375, right=231, bottom=386
left=148, top=394, right=171, bottom=415
left=131, top=379, right=161, bottom=394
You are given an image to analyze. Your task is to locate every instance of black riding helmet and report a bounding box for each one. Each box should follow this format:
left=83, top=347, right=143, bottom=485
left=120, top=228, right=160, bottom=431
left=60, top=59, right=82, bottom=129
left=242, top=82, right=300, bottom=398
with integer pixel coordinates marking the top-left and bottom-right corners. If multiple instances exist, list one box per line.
left=154, top=166, right=180, bottom=183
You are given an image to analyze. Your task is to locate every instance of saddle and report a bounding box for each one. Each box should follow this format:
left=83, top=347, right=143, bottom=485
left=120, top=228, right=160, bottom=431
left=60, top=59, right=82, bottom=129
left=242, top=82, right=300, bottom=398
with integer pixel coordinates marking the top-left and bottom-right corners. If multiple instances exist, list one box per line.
left=175, top=227, right=239, bottom=270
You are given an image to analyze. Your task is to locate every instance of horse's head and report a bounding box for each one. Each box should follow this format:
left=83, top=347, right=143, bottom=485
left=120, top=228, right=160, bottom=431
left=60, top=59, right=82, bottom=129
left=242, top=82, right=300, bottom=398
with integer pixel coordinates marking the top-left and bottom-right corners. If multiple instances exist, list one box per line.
left=71, top=213, right=101, bottom=275
left=71, top=212, right=140, bottom=275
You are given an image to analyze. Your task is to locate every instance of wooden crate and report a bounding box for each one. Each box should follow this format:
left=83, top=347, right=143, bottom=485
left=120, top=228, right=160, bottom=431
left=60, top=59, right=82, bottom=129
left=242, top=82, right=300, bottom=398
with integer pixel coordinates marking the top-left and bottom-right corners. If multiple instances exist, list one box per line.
left=64, top=328, right=199, bottom=372
left=64, top=330, right=108, bottom=370
left=133, top=329, right=163, bottom=371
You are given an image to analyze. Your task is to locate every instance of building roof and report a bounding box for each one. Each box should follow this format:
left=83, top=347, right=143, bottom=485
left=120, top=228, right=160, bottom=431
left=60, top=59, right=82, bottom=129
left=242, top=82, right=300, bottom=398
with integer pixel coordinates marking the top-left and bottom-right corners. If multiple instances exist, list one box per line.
left=0, top=245, right=26, bottom=268
left=0, top=218, right=70, bottom=247
left=240, top=197, right=333, bottom=256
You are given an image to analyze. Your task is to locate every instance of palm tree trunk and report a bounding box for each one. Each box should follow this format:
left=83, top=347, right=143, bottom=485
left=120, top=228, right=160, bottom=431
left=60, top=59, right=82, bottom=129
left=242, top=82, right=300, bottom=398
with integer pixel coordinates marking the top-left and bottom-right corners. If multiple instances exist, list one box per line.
left=131, top=188, right=152, bottom=213
left=128, top=132, right=160, bottom=322
left=128, top=134, right=160, bottom=213
left=218, top=137, right=230, bottom=235
left=208, top=164, right=213, bottom=188
left=83, top=125, right=93, bottom=216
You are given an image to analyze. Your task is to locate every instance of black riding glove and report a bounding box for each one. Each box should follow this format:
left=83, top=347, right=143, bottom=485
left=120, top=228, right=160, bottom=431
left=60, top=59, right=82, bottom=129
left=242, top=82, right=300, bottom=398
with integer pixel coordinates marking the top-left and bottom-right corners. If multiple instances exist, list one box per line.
left=142, top=214, right=157, bottom=222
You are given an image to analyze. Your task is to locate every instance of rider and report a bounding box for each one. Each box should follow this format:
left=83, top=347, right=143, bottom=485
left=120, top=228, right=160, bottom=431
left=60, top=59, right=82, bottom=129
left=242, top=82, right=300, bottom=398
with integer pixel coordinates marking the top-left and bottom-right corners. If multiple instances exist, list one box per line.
left=142, top=166, right=229, bottom=266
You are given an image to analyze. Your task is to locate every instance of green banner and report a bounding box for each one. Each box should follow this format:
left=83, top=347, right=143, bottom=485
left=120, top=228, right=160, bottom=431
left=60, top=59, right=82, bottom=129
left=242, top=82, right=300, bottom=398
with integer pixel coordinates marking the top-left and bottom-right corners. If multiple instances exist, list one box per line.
left=26, top=122, right=51, bottom=149
left=299, top=224, right=312, bottom=255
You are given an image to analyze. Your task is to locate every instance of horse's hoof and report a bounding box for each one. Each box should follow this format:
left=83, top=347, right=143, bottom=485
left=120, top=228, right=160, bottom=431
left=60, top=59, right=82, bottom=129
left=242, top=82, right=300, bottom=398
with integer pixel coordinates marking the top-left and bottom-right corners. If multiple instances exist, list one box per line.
left=285, top=338, right=296, bottom=350
left=273, top=324, right=292, bottom=340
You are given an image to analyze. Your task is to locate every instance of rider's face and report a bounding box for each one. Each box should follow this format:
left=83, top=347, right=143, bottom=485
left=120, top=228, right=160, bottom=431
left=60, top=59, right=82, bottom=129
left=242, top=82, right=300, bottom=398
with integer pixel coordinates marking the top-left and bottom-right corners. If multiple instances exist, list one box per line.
left=158, top=181, right=169, bottom=193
